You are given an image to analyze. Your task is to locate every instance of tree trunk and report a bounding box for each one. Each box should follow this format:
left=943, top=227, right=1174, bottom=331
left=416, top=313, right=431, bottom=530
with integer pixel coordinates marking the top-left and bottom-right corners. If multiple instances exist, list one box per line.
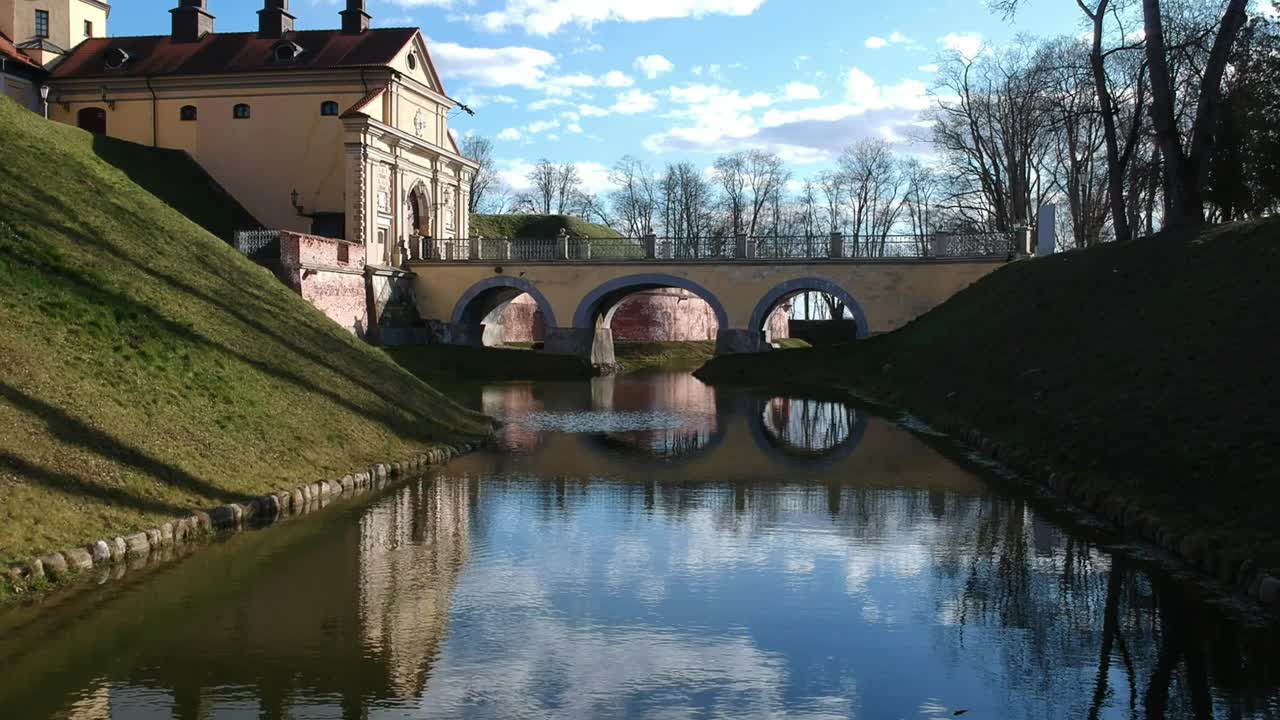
left=1144, top=0, right=1249, bottom=230
left=1088, top=2, right=1133, bottom=243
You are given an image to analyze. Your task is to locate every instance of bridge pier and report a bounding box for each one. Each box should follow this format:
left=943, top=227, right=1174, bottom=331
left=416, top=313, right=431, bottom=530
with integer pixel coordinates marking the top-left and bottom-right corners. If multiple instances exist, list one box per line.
left=715, top=329, right=770, bottom=355
left=545, top=327, right=619, bottom=371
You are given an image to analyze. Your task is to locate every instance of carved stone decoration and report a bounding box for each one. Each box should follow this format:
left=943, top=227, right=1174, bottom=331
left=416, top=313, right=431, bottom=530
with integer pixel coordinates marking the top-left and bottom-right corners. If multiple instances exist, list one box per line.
left=375, top=165, right=392, bottom=214
left=414, top=109, right=427, bottom=137
left=443, top=187, right=456, bottom=233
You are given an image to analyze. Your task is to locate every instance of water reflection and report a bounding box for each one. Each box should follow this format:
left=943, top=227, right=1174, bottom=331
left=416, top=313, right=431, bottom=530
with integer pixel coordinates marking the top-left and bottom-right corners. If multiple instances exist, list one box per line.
left=1, top=374, right=1279, bottom=719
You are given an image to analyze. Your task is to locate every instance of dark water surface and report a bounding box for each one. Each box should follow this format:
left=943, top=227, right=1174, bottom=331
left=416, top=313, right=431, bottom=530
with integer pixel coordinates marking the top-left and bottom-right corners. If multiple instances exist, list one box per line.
left=3, top=373, right=1279, bottom=719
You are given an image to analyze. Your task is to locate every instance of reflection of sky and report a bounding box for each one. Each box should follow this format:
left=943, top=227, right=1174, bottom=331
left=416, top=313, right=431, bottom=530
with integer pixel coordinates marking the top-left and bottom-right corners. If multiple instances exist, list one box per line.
left=364, top=481, right=1089, bottom=720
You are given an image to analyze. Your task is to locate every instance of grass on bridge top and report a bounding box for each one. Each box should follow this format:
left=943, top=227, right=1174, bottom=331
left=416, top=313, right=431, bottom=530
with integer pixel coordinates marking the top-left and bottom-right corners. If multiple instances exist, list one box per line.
left=0, top=96, right=493, bottom=582
left=472, top=214, right=622, bottom=240
left=699, top=217, right=1280, bottom=575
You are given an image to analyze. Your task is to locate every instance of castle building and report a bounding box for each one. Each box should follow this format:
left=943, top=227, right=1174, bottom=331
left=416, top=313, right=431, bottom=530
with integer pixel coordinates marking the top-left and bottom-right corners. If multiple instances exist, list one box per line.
left=20, top=0, right=475, bottom=266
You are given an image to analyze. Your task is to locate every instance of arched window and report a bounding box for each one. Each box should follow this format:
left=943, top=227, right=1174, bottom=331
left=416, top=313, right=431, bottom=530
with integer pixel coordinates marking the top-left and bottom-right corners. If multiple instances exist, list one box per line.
left=320, top=100, right=340, bottom=117
left=179, top=105, right=198, bottom=122
left=233, top=104, right=251, bottom=120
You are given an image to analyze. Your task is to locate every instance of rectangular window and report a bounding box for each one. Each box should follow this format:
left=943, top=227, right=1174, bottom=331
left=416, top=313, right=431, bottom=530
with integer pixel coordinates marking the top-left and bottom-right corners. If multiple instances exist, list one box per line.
left=84, top=20, right=93, bottom=38
left=35, top=10, right=49, bottom=39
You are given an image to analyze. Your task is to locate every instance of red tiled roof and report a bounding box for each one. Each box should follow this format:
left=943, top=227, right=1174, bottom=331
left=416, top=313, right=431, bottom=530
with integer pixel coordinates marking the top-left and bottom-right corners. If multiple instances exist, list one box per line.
left=340, top=86, right=384, bottom=119
left=0, top=31, right=43, bottom=71
left=50, top=28, right=418, bottom=80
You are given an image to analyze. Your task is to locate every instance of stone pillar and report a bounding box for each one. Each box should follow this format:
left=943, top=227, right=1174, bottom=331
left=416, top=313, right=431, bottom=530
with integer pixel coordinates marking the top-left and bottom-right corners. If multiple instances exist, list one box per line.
left=643, top=232, right=657, bottom=259
left=1037, top=205, right=1057, bottom=256
left=828, top=231, right=844, bottom=259
left=590, top=327, right=616, bottom=368
left=735, top=232, right=749, bottom=259
left=556, top=228, right=570, bottom=260
left=715, top=329, right=770, bottom=355
left=543, top=327, right=595, bottom=359
left=469, top=237, right=481, bottom=261
left=445, top=323, right=485, bottom=347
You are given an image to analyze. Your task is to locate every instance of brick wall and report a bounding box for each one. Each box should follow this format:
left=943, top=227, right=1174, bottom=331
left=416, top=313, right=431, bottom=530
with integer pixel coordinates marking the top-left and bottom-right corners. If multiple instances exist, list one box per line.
left=499, top=290, right=790, bottom=344
left=279, top=231, right=369, bottom=338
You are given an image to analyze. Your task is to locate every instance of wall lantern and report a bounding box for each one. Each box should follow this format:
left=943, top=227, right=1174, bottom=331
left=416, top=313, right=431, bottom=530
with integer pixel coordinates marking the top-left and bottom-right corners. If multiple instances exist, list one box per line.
left=39, top=85, right=50, bottom=119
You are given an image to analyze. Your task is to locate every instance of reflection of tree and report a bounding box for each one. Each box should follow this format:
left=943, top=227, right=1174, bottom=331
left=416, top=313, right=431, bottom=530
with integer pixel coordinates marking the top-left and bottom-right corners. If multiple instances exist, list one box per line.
left=931, top=494, right=1280, bottom=720
left=762, top=397, right=856, bottom=453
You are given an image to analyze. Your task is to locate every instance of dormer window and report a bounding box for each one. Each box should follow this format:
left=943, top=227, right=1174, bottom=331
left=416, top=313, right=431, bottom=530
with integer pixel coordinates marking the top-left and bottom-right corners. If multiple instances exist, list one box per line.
left=272, top=41, right=304, bottom=63
left=104, top=48, right=132, bottom=70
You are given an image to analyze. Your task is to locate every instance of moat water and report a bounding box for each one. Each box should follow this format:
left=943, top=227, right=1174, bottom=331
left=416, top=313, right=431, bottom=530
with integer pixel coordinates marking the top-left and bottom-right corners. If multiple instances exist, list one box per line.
left=2, top=373, right=1279, bottom=719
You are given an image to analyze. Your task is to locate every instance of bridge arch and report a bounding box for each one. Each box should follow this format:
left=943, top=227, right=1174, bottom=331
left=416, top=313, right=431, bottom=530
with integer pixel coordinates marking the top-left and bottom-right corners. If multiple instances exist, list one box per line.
left=573, top=274, right=729, bottom=331
left=749, top=396, right=870, bottom=468
left=749, top=277, right=871, bottom=343
left=451, top=277, right=558, bottom=347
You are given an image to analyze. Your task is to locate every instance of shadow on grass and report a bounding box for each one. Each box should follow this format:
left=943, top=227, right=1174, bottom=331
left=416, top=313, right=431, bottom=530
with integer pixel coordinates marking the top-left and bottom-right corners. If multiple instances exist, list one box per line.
left=89, top=136, right=261, bottom=241
left=7, top=188, right=487, bottom=442
left=0, top=382, right=251, bottom=507
left=0, top=451, right=193, bottom=519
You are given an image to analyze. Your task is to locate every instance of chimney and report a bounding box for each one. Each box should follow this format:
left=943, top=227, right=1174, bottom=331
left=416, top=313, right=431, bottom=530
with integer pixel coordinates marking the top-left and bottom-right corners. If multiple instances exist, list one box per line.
left=171, top=0, right=214, bottom=43
left=340, top=0, right=370, bottom=34
left=258, top=0, right=295, bottom=38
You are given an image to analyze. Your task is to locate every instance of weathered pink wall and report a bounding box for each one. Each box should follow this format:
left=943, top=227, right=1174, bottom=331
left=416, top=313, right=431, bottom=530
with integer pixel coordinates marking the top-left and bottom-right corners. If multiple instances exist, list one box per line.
left=279, top=231, right=369, bottom=337
left=499, top=290, right=790, bottom=344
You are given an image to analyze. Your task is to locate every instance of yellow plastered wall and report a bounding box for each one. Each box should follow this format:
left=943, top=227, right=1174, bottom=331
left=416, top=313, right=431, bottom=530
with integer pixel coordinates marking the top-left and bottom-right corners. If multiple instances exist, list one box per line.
left=50, top=81, right=366, bottom=233
left=410, top=260, right=1007, bottom=332
left=1, top=0, right=106, bottom=53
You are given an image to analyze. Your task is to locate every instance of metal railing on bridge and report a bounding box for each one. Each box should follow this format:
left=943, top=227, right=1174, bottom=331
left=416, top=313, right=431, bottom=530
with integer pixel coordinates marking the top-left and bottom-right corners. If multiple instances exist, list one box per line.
left=417, top=230, right=1022, bottom=263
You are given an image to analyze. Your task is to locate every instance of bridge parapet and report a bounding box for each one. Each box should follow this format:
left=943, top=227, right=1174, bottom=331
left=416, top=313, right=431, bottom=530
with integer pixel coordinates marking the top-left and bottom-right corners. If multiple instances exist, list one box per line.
left=420, top=231, right=1021, bottom=264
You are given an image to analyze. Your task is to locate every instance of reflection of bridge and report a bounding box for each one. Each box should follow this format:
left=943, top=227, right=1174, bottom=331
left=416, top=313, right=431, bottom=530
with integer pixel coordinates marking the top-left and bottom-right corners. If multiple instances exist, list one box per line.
left=410, top=233, right=1016, bottom=365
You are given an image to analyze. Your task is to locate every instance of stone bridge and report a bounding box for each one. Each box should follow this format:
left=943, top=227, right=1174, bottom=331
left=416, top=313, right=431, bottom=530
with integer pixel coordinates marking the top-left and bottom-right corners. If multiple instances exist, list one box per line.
left=408, top=232, right=1017, bottom=365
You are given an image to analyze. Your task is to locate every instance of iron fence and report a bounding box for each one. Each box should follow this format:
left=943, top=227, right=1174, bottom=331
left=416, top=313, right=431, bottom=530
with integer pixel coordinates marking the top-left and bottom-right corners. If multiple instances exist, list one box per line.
left=232, top=229, right=281, bottom=259
left=416, top=231, right=1019, bottom=263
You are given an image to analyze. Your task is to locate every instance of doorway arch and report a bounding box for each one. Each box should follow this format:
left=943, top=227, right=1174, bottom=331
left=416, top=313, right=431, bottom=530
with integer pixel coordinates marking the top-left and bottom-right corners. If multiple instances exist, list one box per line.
left=77, top=107, right=107, bottom=135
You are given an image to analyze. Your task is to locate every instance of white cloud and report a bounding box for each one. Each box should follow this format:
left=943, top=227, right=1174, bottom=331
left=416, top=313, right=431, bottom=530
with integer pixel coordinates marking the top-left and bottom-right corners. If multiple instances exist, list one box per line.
left=603, top=70, right=635, bottom=88
left=865, top=31, right=915, bottom=50
left=526, top=119, right=561, bottom=134
left=646, top=68, right=933, bottom=159
left=578, top=104, right=611, bottom=117
left=634, top=54, right=676, bottom=79
left=610, top=89, right=658, bottom=115
left=428, top=40, right=557, bottom=88
left=918, top=63, right=940, bottom=73
left=782, top=82, right=821, bottom=101
left=940, top=32, right=984, bottom=60
left=497, top=128, right=523, bottom=141
left=471, top=0, right=767, bottom=36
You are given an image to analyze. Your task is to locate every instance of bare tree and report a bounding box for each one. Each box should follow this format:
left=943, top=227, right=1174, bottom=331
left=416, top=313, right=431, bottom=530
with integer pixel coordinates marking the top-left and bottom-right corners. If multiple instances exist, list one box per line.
left=459, top=136, right=499, bottom=214
left=609, top=155, right=658, bottom=237
left=713, top=150, right=789, bottom=238
left=930, top=41, right=1054, bottom=234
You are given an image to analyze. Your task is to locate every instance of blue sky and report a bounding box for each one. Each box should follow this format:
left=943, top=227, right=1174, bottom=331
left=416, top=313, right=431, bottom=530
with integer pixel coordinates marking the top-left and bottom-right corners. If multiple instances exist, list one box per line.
left=111, top=0, right=1084, bottom=193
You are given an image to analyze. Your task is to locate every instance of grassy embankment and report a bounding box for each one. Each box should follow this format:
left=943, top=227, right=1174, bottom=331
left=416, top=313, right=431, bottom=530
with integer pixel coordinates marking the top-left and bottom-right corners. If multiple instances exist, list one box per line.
left=471, top=214, right=622, bottom=239
left=699, top=219, right=1280, bottom=581
left=0, top=97, right=493, bottom=589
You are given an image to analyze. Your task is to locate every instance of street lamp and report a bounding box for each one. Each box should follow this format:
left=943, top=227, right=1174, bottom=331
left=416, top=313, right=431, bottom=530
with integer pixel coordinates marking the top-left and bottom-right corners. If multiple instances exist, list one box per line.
left=39, top=85, right=50, bottom=119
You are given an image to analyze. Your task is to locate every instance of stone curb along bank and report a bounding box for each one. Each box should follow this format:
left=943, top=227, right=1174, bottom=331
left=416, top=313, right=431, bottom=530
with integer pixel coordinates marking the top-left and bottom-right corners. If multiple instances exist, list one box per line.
left=2, top=441, right=482, bottom=598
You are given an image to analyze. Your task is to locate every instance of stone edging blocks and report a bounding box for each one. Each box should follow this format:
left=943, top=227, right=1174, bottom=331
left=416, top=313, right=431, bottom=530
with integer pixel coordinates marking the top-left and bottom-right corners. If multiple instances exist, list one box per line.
left=955, top=426, right=1280, bottom=610
left=2, top=442, right=480, bottom=597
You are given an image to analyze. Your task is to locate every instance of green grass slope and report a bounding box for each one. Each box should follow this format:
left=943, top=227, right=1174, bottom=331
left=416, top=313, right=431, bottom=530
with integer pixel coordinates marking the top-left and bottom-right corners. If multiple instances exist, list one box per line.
left=0, top=97, right=493, bottom=570
left=700, top=219, right=1280, bottom=573
left=472, top=214, right=623, bottom=239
